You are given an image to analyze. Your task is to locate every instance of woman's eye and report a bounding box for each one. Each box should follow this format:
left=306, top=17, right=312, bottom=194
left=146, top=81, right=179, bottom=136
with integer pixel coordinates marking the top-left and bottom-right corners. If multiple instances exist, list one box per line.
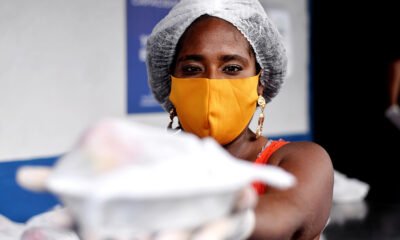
left=182, top=65, right=202, bottom=75
left=223, top=65, right=242, bottom=74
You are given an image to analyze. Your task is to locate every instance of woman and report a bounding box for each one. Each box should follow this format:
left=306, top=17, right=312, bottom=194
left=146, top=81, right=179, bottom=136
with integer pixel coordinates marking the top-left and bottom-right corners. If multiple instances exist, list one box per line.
left=146, top=0, right=334, bottom=239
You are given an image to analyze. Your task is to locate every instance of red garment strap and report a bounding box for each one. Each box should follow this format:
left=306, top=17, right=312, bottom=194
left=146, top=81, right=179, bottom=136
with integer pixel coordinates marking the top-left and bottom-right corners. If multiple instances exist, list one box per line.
left=252, top=140, right=289, bottom=195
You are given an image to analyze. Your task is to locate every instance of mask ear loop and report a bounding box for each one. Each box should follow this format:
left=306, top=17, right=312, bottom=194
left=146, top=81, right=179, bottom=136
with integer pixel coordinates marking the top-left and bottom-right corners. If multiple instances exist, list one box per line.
left=167, top=107, right=181, bottom=132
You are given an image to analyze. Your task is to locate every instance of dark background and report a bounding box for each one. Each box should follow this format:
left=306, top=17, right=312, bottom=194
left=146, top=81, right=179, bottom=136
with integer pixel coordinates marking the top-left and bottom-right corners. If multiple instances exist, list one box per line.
left=311, top=1, right=400, bottom=202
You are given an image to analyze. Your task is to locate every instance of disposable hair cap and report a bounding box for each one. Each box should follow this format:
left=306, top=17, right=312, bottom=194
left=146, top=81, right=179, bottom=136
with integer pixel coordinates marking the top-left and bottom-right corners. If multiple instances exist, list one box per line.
left=146, top=0, right=288, bottom=111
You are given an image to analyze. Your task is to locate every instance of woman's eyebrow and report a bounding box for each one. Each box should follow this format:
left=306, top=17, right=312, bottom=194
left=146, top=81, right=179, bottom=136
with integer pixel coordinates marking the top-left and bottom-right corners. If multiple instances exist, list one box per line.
left=177, top=54, right=204, bottom=63
left=177, top=54, right=249, bottom=65
left=219, top=54, right=249, bottom=64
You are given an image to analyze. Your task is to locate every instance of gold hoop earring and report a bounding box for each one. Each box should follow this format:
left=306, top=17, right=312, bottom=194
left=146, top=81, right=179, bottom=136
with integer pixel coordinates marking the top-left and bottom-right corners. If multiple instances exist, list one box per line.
left=255, top=95, right=266, bottom=139
left=167, top=108, right=181, bottom=132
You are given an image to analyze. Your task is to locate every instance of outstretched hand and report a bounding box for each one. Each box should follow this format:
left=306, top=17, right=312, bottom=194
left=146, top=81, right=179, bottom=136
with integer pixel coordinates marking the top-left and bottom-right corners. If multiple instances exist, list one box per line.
left=147, top=186, right=257, bottom=240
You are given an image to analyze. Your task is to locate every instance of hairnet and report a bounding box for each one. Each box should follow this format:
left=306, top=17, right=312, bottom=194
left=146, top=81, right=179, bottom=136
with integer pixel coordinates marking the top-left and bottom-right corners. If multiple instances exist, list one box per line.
left=146, top=0, right=287, bottom=111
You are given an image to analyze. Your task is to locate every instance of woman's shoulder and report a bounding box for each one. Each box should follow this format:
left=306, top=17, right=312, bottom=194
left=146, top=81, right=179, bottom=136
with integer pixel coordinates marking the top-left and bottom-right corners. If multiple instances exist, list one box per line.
left=268, top=140, right=332, bottom=167
left=281, top=140, right=329, bottom=153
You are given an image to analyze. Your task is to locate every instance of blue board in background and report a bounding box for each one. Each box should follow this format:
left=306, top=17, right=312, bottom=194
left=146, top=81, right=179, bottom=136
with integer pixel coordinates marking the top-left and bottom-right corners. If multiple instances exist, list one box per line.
left=0, top=157, right=60, bottom=223
left=127, top=0, right=178, bottom=113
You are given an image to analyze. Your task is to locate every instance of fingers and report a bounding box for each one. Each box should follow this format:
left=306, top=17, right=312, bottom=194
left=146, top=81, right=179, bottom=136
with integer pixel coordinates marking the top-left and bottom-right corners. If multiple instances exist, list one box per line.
left=16, top=166, right=52, bottom=192
left=21, top=227, right=80, bottom=240
left=235, top=209, right=256, bottom=240
left=153, top=230, right=191, bottom=240
left=190, top=186, right=257, bottom=240
left=191, top=217, right=234, bottom=240
left=192, top=209, right=256, bottom=240
left=232, top=186, right=258, bottom=213
left=26, top=207, right=75, bottom=230
left=131, top=187, right=258, bottom=240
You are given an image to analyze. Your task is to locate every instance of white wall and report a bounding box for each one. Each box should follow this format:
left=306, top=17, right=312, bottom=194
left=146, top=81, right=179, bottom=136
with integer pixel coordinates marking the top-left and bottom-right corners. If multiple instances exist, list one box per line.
left=255, top=0, right=310, bottom=137
left=0, top=0, right=126, bottom=161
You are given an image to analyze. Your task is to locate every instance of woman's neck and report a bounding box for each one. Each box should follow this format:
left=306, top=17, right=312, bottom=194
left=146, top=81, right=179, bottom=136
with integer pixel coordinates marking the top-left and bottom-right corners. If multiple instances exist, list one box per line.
left=223, top=128, right=268, bottom=162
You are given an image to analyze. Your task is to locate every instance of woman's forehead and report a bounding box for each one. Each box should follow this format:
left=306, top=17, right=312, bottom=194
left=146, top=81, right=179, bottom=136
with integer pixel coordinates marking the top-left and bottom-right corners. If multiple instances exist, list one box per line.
left=178, top=16, right=253, bottom=57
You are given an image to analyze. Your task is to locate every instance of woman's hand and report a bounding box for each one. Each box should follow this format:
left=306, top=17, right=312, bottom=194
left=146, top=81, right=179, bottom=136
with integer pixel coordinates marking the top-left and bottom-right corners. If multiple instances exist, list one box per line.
left=150, top=186, right=257, bottom=240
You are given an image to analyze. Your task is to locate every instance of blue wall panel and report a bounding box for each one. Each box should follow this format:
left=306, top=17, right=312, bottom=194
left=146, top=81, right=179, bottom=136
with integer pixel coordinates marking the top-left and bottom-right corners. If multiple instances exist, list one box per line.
left=0, top=157, right=59, bottom=223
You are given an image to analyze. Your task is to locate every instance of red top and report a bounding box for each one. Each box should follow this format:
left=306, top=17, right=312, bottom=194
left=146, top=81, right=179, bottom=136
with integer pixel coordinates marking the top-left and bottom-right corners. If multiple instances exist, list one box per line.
left=252, top=140, right=289, bottom=195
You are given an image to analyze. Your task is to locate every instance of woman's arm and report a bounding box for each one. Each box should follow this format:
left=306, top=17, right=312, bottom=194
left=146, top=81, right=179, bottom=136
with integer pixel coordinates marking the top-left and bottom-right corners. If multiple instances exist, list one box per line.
left=250, top=141, right=334, bottom=240
left=390, top=60, right=400, bottom=106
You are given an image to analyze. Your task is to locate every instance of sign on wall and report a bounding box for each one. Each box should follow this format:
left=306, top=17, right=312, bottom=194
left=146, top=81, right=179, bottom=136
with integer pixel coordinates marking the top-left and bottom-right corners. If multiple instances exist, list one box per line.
left=127, top=0, right=178, bottom=113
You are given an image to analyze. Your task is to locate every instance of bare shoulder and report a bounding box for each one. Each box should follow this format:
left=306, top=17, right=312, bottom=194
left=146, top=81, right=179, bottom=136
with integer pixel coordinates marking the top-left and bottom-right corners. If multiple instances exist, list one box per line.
left=268, top=141, right=332, bottom=168
left=268, top=141, right=334, bottom=197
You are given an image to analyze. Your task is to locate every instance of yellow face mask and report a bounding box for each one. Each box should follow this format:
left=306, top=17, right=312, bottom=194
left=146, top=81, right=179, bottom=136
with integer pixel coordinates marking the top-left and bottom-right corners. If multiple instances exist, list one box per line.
left=169, top=74, right=260, bottom=145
